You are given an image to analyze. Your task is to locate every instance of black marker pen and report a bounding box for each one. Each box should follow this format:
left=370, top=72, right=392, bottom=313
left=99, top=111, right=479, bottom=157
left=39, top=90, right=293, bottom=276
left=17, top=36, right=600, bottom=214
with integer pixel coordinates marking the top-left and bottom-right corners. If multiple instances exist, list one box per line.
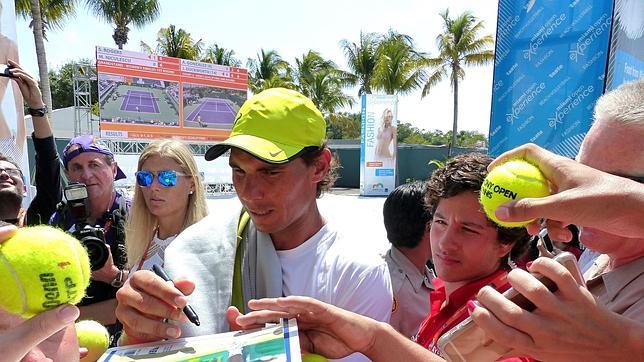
left=152, top=264, right=200, bottom=326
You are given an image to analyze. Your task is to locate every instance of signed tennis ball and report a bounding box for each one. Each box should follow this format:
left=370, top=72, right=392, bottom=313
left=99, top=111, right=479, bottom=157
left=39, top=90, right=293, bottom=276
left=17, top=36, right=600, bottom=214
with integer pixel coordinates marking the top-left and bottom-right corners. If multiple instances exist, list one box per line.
left=0, top=226, right=91, bottom=317
left=480, top=159, right=550, bottom=227
left=76, top=320, right=110, bottom=362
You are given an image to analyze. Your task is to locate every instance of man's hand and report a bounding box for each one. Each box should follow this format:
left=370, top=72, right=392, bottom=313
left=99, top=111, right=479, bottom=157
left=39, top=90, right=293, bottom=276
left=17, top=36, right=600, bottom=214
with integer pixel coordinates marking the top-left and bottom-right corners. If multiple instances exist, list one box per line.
left=0, top=224, right=17, bottom=243
left=0, top=305, right=80, bottom=362
left=115, top=270, right=193, bottom=343
left=490, top=143, right=644, bottom=239
left=236, top=296, right=378, bottom=359
left=91, top=244, right=119, bottom=284
left=471, top=257, right=637, bottom=361
left=6, top=60, right=44, bottom=109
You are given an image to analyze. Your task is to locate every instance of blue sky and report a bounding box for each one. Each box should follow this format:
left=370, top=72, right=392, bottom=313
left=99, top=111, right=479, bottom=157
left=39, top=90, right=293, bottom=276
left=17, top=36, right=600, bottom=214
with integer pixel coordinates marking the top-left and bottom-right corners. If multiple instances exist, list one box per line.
left=14, top=0, right=499, bottom=135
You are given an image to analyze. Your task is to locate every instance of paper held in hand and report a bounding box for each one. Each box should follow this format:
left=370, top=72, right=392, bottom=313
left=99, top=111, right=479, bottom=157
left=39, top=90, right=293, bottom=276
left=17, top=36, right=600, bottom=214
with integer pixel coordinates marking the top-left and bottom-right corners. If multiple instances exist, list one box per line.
left=98, top=318, right=301, bottom=362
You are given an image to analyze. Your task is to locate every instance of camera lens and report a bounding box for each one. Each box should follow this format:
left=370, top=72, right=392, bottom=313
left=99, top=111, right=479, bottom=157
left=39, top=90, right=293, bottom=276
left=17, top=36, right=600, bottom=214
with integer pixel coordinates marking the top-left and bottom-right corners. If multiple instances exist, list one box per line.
left=74, top=225, right=109, bottom=271
left=83, top=236, right=109, bottom=271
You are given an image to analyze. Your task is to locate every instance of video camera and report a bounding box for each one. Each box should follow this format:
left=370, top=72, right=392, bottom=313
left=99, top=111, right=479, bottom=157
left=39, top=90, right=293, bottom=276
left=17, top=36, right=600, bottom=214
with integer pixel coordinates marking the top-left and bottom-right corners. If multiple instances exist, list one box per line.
left=64, top=182, right=109, bottom=271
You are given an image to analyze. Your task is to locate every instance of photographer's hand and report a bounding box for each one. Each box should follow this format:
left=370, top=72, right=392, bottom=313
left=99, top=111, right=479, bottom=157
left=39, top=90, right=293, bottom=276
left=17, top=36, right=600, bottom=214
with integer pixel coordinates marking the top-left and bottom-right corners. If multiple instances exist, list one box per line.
left=7, top=60, right=43, bottom=107
left=7, top=60, right=53, bottom=139
left=91, top=244, right=120, bottom=284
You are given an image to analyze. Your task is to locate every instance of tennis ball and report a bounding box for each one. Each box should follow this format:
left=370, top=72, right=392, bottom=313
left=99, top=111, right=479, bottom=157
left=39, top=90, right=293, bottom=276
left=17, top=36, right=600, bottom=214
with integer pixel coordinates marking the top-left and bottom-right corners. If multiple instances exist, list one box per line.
left=0, top=225, right=91, bottom=318
left=76, top=320, right=110, bottom=362
left=302, top=353, right=329, bottom=362
left=480, top=159, right=550, bottom=227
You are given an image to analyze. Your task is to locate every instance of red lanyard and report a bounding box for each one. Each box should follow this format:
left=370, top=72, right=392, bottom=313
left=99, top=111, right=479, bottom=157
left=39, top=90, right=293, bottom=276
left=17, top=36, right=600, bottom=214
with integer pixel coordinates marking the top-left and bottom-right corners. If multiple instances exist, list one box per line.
left=135, top=235, right=155, bottom=272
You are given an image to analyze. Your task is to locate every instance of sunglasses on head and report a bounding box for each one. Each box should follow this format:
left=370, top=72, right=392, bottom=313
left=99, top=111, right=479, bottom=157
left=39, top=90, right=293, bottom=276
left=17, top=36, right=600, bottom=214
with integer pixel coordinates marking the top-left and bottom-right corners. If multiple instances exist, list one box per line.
left=135, top=170, right=189, bottom=187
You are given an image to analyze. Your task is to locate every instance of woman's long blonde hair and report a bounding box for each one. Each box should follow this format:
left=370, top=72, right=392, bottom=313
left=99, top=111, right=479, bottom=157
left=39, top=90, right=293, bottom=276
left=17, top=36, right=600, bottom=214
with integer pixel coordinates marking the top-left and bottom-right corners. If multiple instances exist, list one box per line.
left=125, top=139, right=208, bottom=268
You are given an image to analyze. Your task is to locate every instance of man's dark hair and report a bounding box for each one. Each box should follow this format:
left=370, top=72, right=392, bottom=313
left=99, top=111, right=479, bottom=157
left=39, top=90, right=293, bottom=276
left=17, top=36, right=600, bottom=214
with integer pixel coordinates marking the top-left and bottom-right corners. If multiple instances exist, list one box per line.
left=300, top=143, right=339, bottom=198
left=0, top=154, right=21, bottom=171
left=425, top=153, right=530, bottom=264
left=383, top=181, right=431, bottom=248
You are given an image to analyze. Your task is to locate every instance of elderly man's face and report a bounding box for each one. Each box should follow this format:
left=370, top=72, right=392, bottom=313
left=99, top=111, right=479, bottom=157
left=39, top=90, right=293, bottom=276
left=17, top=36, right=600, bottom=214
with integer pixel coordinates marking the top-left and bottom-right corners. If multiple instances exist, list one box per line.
left=578, top=121, right=644, bottom=258
left=65, top=151, right=116, bottom=203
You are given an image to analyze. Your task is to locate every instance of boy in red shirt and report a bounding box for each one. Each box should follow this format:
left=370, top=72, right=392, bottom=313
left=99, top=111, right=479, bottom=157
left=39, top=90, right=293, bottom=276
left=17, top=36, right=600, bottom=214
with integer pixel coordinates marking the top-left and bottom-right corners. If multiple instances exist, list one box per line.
left=414, top=153, right=531, bottom=360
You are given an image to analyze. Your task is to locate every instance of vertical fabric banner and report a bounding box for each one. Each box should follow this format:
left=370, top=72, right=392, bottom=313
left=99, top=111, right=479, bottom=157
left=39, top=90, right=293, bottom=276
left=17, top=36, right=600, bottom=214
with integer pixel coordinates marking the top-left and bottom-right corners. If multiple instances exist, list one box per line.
left=489, top=0, right=614, bottom=158
left=360, top=94, right=398, bottom=196
left=0, top=0, right=31, bottom=202
left=606, top=0, right=643, bottom=90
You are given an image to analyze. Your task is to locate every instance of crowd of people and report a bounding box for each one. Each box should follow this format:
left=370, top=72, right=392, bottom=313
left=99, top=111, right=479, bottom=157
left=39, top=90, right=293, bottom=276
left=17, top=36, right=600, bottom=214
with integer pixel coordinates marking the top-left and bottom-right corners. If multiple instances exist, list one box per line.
left=0, top=58, right=642, bottom=362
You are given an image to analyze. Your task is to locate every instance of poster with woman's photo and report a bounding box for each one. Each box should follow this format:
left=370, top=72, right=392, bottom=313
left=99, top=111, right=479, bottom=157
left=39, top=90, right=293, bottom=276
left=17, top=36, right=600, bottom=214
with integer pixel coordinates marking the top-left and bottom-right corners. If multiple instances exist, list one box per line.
left=360, top=94, right=398, bottom=196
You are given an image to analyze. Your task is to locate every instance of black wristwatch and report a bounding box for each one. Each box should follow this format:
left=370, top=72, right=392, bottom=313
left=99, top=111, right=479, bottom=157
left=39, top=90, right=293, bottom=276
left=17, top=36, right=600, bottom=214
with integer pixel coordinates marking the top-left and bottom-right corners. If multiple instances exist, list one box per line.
left=27, top=105, right=48, bottom=117
left=110, top=269, right=125, bottom=288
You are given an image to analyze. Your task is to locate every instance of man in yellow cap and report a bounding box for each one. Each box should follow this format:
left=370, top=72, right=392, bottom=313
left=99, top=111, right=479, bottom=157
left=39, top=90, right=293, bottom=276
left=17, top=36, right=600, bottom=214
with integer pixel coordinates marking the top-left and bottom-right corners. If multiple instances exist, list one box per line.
left=116, top=88, right=392, bottom=361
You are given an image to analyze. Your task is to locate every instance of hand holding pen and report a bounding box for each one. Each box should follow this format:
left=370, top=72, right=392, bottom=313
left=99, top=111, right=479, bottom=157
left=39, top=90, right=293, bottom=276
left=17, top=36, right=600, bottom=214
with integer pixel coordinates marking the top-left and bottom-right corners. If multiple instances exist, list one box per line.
left=152, top=264, right=201, bottom=326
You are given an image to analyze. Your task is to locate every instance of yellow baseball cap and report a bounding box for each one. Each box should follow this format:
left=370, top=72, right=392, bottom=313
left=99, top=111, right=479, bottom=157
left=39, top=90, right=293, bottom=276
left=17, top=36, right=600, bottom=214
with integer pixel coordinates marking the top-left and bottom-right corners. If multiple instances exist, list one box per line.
left=205, top=88, right=326, bottom=164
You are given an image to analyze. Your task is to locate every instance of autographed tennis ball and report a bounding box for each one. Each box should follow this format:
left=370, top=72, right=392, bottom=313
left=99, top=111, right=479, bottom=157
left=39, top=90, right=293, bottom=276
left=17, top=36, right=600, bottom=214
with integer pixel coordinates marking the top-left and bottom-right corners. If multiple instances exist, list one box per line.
left=302, top=353, right=329, bottom=362
left=480, top=159, right=550, bottom=227
left=0, top=225, right=91, bottom=317
left=76, top=320, right=110, bottom=362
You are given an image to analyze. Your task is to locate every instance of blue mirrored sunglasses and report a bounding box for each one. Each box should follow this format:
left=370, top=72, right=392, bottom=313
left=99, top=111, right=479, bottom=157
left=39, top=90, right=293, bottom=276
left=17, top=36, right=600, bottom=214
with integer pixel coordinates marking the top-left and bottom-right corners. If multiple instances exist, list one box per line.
left=135, top=170, right=188, bottom=187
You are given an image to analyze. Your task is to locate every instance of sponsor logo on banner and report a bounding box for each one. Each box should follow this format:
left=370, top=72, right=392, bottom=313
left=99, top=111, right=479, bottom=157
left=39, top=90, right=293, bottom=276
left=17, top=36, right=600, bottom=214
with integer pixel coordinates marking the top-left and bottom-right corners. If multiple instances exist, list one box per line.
left=489, top=0, right=614, bottom=158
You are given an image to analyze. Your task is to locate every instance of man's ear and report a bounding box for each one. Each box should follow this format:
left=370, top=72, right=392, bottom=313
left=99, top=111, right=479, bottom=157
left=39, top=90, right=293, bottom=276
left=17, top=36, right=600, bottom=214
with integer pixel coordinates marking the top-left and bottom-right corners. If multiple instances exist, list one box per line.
left=111, top=161, right=118, bottom=179
left=497, top=241, right=515, bottom=259
left=310, top=148, right=331, bottom=183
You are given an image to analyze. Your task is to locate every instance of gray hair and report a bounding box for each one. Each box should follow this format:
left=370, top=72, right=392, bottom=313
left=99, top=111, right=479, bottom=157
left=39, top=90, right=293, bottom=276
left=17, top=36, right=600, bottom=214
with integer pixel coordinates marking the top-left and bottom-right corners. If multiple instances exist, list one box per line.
left=594, top=79, right=644, bottom=128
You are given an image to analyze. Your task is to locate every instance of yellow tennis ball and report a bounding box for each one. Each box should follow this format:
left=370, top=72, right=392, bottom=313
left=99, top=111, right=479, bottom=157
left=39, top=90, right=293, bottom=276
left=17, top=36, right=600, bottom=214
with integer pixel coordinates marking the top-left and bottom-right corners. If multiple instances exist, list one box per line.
left=480, top=159, right=550, bottom=227
left=0, top=225, right=91, bottom=318
left=302, top=353, right=329, bottom=362
left=76, top=320, right=110, bottom=362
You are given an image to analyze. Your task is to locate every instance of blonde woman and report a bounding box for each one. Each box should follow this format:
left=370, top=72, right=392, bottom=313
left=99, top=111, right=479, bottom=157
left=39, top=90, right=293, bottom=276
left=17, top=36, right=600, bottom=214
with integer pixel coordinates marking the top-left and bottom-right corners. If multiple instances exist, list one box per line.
left=375, top=108, right=396, bottom=159
left=126, top=139, right=208, bottom=273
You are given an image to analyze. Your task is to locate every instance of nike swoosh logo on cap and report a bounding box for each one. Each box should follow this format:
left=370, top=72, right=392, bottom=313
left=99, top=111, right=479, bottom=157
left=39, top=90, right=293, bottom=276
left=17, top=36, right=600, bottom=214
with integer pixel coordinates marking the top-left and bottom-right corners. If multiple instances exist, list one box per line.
left=269, top=150, right=283, bottom=157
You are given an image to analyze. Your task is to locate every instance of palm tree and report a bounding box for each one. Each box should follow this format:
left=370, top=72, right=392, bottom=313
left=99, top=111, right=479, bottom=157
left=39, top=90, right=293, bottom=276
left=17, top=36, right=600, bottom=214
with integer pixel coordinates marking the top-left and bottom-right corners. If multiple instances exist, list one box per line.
left=85, top=0, right=160, bottom=50
left=294, top=51, right=334, bottom=91
left=246, top=49, right=293, bottom=93
left=293, top=51, right=353, bottom=114
left=307, top=70, right=354, bottom=114
left=422, top=9, right=494, bottom=155
left=140, top=25, right=203, bottom=60
left=373, top=31, right=427, bottom=95
left=201, top=44, right=241, bottom=67
left=15, top=0, right=77, bottom=110
left=340, top=32, right=380, bottom=96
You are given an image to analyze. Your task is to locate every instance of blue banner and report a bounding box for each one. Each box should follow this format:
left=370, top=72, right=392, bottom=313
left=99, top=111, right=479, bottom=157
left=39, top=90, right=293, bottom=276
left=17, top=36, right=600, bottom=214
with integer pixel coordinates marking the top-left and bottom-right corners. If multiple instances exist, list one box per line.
left=489, top=0, right=614, bottom=158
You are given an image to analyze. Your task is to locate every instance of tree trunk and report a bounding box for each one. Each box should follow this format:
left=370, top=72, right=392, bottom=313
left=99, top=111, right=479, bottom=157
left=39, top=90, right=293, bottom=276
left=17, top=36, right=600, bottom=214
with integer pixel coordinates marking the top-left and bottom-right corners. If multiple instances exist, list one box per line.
left=449, top=72, right=458, bottom=157
left=29, top=0, right=53, bottom=111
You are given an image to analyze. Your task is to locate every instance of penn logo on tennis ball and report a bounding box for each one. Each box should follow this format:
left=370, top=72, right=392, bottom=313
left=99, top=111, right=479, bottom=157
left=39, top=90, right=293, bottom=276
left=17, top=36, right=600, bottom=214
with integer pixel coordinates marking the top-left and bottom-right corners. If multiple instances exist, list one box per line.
left=40, top=273, right=80, bottom=309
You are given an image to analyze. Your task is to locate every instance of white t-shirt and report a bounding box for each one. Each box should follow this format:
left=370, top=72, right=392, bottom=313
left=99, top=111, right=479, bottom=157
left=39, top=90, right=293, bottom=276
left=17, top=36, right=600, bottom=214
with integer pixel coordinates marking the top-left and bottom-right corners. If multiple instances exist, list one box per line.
left=129, top=233, right=177, bottom=274
left=276, top=224, right=393, bottom=362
